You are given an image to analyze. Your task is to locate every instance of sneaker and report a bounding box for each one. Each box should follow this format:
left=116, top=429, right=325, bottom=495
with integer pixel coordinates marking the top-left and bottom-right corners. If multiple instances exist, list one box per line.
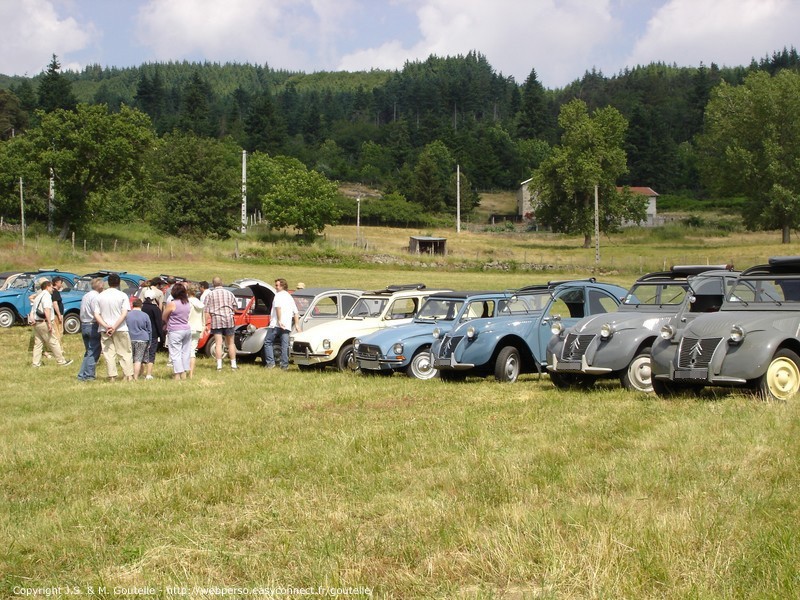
left=144, top=375, right=153, bottom=380
left=32, top=363, right=42, bottom=368
left=58, top=359, right=74, bottom=367
left=231, top=364, right=238, bottom=370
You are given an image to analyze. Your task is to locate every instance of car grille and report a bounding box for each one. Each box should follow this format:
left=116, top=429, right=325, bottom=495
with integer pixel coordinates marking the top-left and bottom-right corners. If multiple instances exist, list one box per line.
left=561, top=334, right=595, bottom=361
left=436, top=335, right=463, bottom=359
left=356, top=344, right=381, bottom=361
left=677, top=337, right=721, bottom=369
left=292, top=341, right=312, bottom=353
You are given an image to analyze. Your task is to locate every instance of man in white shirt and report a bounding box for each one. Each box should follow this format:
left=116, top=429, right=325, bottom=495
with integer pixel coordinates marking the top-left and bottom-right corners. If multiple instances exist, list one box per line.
left=262, top=278, right=300, bottom=370
left=31, top=280, right=72, bottom=367
left=94, top=273, right=133, bottom=381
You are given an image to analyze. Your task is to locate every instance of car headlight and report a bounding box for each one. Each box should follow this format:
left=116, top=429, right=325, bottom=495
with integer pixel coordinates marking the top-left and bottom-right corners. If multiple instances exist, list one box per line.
left=392, top=342, right=404, bottom=355
left=354, top=339, right=361, bottom=350
left=466, top=326, right=477, bottom=339
left=432, top=327, right=442, bottom=339
left=599, top=323, right=614, bottom=340
left=322, top=339, right=331, bottom=350
left=660, top=324, right=675, bottom=340
left=247, top=324, right=256, bottom=333
left=729, top=324, right=745, bottom=344
left=551, top=320, right=564, bottom=336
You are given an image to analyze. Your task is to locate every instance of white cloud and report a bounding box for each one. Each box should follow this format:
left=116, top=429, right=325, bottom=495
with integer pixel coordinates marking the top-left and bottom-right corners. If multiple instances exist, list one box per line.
left=627, top=0, right=800, bottom=69
left=0, top=0, right=94, bottom=75
left=136, top=0, right=357, bottom=71
left=337, top=0, right=621, bottom=86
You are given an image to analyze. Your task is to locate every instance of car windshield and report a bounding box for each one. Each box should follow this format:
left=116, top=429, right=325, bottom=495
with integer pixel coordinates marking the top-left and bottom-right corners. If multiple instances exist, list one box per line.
left=347, top=297, right=388, bottom=318
left=9, top=274, right=34, bottom=289
left=729, top=277, right=800, bottom=304
left=624, top=282, right=687, bottom=306
left=500, top=292, right=549, bottom=314
left=415, top=298, right=465, bottom=322
left=292, top=294, right=314, bottom=316
left=75, top=277, right=94, bottom=292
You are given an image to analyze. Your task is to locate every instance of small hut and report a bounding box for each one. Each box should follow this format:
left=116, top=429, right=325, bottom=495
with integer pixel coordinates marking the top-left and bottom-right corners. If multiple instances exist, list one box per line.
left=409, top=236, right=447, bottom=256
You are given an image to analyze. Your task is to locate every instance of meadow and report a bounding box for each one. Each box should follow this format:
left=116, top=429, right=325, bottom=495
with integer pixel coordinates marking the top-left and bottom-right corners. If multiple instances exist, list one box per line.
left=2, top=223, right=800, bottom=598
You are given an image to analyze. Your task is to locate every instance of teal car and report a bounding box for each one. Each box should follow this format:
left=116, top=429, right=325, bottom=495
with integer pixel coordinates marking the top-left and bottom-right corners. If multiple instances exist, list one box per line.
left=59, top=270, right=146, bottom=334
left=0, top=269, right=79, bottom=329
left=431, top=280, right=628, bottom=383
left=354, top=291, right=507, bottom=379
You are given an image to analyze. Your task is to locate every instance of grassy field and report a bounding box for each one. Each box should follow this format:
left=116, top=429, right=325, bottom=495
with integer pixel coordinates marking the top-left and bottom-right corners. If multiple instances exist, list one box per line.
left=2, top=225, right=800, bottom=598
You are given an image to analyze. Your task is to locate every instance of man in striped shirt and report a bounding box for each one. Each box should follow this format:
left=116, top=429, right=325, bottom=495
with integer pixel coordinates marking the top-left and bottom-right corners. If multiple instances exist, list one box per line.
left=204, top=276, right=238, bottom=371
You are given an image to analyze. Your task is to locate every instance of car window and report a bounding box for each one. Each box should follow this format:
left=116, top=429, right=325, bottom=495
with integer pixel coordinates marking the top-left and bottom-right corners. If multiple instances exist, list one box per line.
left=417, top=298, right=463, bottom=321
left=549, top=288, right=585, bottom=319
left=9, top=274, right=34, bottom=289
left=587, top=289, right=617, bottom=314
left=341, top=295, right=358, bottom=316
left=313, top=296, right=339, bottom=317
left=624, top=282, right=686, bottom=305
left=386, top=297, right=418, bottom=319
left=461, top=300, right=495, bottom=321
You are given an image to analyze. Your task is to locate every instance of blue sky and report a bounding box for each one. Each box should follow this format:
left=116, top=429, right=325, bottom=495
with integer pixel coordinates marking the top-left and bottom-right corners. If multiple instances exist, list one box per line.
left=2, top=0, right=799, bottom=89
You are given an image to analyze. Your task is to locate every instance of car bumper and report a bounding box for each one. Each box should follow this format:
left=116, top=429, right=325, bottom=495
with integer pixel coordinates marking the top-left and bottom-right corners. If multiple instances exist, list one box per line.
left=432, top=355, right=474, bottom=370
left=548, top=353, right=613, bottom=375
left=291, top=351, right=333, bottom=366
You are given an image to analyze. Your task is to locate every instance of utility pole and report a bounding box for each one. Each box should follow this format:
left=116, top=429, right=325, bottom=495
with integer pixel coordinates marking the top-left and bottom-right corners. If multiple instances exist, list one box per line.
left=594, top=184, right=600, bottom=264
left=241, top=150, right=247, bottom=234
left=48, top=168, right=54, bottom=234
left=456, top=164, right=461, bottom=233
left=19, top=177, right=25, bottom=247
left=356, top=196, right=361, bottom=247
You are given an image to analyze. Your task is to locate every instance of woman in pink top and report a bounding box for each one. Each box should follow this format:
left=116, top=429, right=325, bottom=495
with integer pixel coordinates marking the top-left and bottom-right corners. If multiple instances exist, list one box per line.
left=162, top=283, right=192, bottom=380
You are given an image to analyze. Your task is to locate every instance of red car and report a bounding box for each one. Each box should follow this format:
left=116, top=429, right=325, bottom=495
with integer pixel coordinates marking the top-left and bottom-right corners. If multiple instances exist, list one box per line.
left=198, top=279, right=276, bottom=357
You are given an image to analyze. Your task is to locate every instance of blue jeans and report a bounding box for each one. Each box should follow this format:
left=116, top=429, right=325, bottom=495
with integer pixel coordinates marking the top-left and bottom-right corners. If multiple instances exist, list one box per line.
left=263, top=327, right=290, bottom=369
left=77, top=322, right=101, bottom=380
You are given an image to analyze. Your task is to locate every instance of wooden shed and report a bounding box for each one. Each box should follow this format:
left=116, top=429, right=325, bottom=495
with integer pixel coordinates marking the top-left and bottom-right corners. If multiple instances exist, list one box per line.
left=409, top=236, right=447, bottom=255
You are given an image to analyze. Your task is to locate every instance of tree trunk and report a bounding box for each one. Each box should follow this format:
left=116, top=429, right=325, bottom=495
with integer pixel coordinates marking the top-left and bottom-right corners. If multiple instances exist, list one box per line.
left=583, top=233, right=591, bottom=248
left=59, top=220, right=70, bottom=241
left=782, top=224, right=791, bottom=244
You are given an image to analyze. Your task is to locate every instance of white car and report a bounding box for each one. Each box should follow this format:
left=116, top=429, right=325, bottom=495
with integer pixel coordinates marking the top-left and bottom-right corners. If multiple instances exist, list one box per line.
left=290, top=284, right=448, bottom=371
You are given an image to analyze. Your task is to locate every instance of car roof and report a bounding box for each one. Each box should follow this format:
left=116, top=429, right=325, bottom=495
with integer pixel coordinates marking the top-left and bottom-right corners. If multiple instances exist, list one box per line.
left=634, top=265, right=734, bottom=283
left=741, top=256, right=800, bottom=276
left=291, top=287, right=362, bottom=296
left=423, top=290, right=506, bottom=300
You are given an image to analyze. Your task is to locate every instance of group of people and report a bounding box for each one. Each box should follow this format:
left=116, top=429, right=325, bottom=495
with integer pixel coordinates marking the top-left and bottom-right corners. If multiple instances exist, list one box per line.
left=28, top=273, right=302, bottom=380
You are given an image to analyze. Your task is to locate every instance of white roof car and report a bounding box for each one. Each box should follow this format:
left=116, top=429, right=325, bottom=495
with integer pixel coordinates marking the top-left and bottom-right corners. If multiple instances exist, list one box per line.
left=290, top=284, right=448, bottom=371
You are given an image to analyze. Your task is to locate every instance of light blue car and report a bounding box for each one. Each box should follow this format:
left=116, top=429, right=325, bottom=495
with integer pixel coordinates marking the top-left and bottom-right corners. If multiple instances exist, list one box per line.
left=0, top=269, right=79, bottom=329
left=354, top=291, right=509, bottom=379
left=431, top=279, right=628, bottom=383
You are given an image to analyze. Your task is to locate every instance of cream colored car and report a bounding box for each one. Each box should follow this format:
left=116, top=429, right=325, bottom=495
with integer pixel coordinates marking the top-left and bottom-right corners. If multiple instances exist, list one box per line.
left=290, top=284, right=448, bottom=371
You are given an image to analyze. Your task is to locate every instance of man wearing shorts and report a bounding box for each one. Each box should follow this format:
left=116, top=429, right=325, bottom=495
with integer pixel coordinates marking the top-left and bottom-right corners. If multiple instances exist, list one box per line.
left=204, top=276, right=237, bottom=371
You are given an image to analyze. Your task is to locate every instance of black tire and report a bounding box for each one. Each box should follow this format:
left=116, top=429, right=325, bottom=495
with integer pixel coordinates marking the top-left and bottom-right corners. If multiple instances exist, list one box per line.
left=407, top=347, right=438, bottom=380
left=651, top=378, right=702, bottom=398
left=621, top=349, right=653, bottom=393
left=336, top=343, right=358, bottom=372
left=757, top=348, right=800, bottom=401
left=63, top=312, right=81, bottom=335
left=297, top=363, right=323, bottom=372
left=0, top=306, right=16, bottom=328
left=549, top=371, right=595, bottom=390
left=494, top=346, right=521, bottom=383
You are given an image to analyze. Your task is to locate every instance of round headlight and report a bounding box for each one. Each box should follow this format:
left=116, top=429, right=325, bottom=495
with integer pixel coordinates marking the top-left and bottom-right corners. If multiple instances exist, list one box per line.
left=660, top=324, right=675, bottom=340
left=322, top=339, right=331, bottom=350
left=599, top=323, right=614, bottom=340
left=466, top=326, right=477, bottom=339
left=729, top=324, right=745, bottom=344
left=392, top=343, right=404, bottom=355
left=432, top=327, right=442, bottom=339
left=353, top=339, right=361, bottom=350
left=551, top=321, right=564, bottom=336
left=247, top=324, right=257, bottom=333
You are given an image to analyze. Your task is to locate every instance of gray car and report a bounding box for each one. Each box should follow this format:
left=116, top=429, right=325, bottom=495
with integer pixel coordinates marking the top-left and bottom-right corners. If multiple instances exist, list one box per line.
left=547, top=265, right=735, bottom=392
left=651, top=256, right=800, bottom=401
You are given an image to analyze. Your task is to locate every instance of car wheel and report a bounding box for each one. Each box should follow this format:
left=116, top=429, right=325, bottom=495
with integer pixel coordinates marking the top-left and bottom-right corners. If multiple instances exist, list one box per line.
left=407, top=348, right=438, bottom=380
left=494, top=346, right=521, bottom=383
left=297, top=363, right=323, bottom=372
left=651, top=378, right=702, bottom=398
left=336, top=343, right=358, bottom=372
left=0, top=307, right=16, bottom=328
left=757, top=348, right=800, bottom=401
left=439, top=370, right=467, bottom=382
left=549, top=371, right=595, bottom=389
left=63, top=313, right=81, bottom=335
left=621, top=349, right=653, bottom=393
